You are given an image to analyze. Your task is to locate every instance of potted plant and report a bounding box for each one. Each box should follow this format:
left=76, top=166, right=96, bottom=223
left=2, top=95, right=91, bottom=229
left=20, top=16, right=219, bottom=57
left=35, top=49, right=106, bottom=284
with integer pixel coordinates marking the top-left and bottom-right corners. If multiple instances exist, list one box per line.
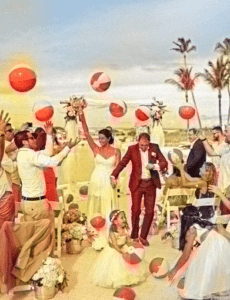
left=31, top=257, right=67, bottom=300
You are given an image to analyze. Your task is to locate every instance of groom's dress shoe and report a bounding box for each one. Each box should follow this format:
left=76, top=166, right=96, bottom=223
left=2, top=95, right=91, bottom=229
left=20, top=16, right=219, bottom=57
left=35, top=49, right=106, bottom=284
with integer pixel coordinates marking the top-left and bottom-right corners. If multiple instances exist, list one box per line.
left=139, top=237, right=150, bottom=247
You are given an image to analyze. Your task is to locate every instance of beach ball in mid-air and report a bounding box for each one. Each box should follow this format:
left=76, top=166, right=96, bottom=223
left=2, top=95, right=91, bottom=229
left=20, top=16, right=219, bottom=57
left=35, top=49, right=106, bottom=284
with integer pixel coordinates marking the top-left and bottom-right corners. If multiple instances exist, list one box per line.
left=113, top=287, right=136, bottom=300
left=168, top=148, right=183, bottom=164
left=149, top=257, right=170, bottom=278
left=123, top=242, right=145, bottom=265
left=90, top=72, right=111, bottom=92
left=90, top=213, right=106, bottom=229
left=135, top=106, right=150, bottom=121
left=109, top=100, right=127, bottom=118
left=9, top=67, right=36, bottom=92
left=33, top=100, right=54, bottom=122
left=179, top=103, right=195, bottom=120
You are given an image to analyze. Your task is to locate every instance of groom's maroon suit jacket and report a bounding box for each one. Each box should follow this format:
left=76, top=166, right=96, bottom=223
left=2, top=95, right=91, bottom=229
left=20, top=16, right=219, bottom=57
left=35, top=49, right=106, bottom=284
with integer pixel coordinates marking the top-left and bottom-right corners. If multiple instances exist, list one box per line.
left=111, top=143, right=168, bottom=193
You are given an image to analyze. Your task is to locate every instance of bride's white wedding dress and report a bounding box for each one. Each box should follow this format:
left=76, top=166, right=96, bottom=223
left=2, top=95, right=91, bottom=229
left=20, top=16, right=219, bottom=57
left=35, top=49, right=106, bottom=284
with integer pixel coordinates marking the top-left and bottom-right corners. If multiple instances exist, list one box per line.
left=87, top=154, right=119, bottom=250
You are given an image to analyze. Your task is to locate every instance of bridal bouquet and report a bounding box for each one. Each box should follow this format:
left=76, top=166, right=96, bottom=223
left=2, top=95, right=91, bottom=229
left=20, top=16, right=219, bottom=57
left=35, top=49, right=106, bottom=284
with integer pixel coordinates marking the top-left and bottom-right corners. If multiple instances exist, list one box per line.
left=61, top=95, right=88, bottom=121
left=31, top=257, right=67, bottom=289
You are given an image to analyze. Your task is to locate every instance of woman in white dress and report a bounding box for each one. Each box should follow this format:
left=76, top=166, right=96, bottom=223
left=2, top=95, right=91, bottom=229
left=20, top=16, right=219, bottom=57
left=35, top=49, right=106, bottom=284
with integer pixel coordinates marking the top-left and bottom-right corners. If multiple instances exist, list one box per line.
left=168, top=205, right=230, bottom=299
left=79, top=110, right=121, bottom=223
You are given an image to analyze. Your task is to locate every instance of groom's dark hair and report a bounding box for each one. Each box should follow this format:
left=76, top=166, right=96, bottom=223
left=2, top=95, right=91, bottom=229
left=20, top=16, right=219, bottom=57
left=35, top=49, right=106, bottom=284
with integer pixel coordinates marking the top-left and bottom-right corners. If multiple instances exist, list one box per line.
left=138, top=133, right=150, bottom=141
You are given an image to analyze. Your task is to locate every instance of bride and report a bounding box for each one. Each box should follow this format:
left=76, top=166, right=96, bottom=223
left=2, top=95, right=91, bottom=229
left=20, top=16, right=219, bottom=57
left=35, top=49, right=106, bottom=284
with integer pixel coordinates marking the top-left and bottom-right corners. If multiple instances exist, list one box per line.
left=78, top=109, right=121, bottom=223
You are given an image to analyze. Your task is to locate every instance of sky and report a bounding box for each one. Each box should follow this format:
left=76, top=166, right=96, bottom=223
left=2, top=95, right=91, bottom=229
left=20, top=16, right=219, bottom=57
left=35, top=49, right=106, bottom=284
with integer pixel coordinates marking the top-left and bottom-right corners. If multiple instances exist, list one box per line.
left=0, top=0, right=230, bottom=129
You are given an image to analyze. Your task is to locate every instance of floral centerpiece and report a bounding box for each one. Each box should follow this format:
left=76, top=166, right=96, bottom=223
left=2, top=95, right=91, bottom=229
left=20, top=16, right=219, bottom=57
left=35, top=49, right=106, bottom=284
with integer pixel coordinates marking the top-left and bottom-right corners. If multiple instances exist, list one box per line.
left=62, top=206, right=92, bottom=253
left=60, top=95, right=88, bottom=121
left=31, top=257, right=67, bottom=299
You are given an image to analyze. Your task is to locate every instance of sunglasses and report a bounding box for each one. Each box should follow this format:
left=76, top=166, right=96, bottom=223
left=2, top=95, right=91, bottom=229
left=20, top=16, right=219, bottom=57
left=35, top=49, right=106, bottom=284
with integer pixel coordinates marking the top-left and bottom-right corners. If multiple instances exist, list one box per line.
left=25, top=136, right=35, bottom=141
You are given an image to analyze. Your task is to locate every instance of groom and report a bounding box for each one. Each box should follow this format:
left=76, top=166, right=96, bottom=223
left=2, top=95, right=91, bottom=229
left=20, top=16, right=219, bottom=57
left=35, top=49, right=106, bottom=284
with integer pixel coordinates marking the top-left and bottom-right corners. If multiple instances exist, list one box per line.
left=111, top=133, right=168, bottom=246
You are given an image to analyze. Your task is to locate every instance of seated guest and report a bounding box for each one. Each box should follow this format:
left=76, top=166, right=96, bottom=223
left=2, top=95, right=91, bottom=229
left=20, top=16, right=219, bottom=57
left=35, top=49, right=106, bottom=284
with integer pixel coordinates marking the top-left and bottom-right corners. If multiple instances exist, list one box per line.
left=160, top=149, right=187, bottom=207
left=174, top=161, right=217, bottom=220
left=0, top=111, right=15, bottom=229
left=208, top=184, right=230, bottom=215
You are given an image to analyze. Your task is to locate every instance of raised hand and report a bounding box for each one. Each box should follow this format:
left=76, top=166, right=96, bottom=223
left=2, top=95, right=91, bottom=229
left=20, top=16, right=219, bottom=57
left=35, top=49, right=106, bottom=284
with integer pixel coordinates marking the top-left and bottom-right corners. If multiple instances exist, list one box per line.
left=44, top=121, right=53, bottom=135
left=208, top=185, right=221, bottom=196
left=66, top=137, right=81, bottom=149
left=197, top=130, right=206, bottom=141
left=0, top=110, right=11, bottom=133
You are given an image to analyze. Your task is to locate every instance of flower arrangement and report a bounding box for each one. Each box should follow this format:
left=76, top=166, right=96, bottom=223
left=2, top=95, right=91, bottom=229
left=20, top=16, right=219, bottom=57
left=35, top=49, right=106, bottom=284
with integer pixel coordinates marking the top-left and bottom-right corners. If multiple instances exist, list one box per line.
left=161, top=223, right=180, bottom=249
left=62, top=222, right=88, bottom=242
left=61, top=95, right=88, bottom=121
left=31, top=257, right=67, bottom=289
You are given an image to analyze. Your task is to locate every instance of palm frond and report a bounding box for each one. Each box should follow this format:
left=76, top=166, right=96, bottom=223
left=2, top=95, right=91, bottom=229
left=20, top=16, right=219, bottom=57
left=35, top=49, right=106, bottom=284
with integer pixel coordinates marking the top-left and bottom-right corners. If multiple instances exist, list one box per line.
left=170, top=48, right=183, bottom=52
left=187, top=45, right=196, bottom=53
left=165, top=79, right=185, bottom=91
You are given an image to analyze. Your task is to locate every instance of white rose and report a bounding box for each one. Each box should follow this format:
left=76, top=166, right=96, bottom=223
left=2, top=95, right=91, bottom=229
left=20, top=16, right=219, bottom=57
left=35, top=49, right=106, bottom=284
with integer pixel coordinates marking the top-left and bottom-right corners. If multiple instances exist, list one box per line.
left=32, top=273, right=40, bottom=281
left=82, top=234, right=88, bottom=240
left=79, top=217, right=84, bottom=221
left=58, top=274, right=64, bottom=283
left=45, top=257, right=54, bottom=265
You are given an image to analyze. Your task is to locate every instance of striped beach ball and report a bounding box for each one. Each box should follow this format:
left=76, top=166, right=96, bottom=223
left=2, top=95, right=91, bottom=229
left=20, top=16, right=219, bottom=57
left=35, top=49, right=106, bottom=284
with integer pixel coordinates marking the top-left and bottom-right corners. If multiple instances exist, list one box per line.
left=109, top=100, right=127, bottom=118
left=90, top=72, right=111, bottom=92
left=9, top=67, right=36, bottom=92
left=113, top=287, right=136, bottom=300
left=33, top=100, right=54, bottom=122
left=135, top=106, right=150, bottom=121
left=149, top=257, right=170, bottom=278
left=123, top=242, right=145, bottom=265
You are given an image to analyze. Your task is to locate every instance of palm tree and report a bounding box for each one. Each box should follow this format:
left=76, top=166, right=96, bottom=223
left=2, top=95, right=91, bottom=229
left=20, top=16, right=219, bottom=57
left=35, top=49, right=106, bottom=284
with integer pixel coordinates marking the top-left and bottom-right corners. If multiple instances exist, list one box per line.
left=215, top=38, right=230, bottom=124
left=197, top=57, right=228, bottom=126
left=171, top=38, right=196, bottom=68
left=165, top=67, right=202, bottom=128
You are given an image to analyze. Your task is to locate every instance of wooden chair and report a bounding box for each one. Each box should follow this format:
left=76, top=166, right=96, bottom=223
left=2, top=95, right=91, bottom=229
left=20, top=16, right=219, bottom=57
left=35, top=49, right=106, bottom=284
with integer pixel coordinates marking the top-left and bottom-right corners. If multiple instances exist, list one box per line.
left=161, top=188, right=196, bottom=229
left=49, top=201, right=63, bottom=258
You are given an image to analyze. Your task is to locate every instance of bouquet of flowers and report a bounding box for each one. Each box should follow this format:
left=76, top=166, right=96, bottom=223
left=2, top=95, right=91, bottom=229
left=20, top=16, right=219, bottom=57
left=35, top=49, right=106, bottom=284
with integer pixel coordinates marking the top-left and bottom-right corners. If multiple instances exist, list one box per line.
left=61, top=95, right=88, bottom=121
left=63, top=208, right=87, bottom=225
left=31, top=257, right=67, bottom=289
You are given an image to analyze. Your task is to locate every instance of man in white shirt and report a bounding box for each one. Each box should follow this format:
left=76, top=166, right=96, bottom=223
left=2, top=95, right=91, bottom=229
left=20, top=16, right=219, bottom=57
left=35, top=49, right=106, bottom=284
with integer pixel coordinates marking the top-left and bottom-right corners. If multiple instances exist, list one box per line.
left=199, top=125, right=230, bottom=192
left=209, top=126, right=228, bottom=174
left=14, top=128, right=79, bottom=221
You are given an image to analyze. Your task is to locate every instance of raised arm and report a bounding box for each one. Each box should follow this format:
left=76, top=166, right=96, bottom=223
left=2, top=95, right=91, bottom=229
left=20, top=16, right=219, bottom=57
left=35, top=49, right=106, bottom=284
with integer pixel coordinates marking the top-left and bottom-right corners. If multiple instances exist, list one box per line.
left=78, top=111, right=99, bottom=154
left=168, top=227, right=196, bottom=280
left=0, top=111, right=10, bottom=165
left=175, top=163, right=205, bottom=189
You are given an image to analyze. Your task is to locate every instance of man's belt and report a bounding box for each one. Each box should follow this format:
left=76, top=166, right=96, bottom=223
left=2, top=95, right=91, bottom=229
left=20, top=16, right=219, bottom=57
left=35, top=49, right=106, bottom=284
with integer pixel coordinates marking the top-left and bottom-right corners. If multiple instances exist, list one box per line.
left=22, top=195, right=46, bottom=201
left=141, top=178, right=152, bottom=182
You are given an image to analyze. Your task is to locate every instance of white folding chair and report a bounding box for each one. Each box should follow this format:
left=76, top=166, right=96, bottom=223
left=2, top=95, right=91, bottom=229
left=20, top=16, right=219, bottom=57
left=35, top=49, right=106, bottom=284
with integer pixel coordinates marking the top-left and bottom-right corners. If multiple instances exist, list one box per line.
left=57, top=183, right=71, bottom=212
left=162, top=188, right=196, bottom=229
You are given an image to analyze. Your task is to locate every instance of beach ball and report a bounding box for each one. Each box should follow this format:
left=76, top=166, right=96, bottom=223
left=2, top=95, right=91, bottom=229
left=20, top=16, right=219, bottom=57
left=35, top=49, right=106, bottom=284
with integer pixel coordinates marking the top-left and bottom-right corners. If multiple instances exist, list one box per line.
left=90, top=213, right=106, bottom=229
left=123, top=242, right=145, bottom=265
left=113, top=287, right=136, bottom=300
left=179, top=103, right=195, bottom=120
left=90, top=72, right=111, bottom=92
left=109, top=100, right=127, bottom=118
left=33, top=100, right=54, bottom=122
left=9, top=67, right=36, bottom=92
left=168, top=148, right=183, bottom=164
left=149, top=257, right=170, bottom=278
left=135, top=106, right=150, bottom=121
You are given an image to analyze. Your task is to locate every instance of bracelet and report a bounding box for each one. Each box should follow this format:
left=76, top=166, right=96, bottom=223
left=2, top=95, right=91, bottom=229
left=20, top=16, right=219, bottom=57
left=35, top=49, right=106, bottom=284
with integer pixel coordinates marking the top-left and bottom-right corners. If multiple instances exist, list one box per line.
left=201, top=138, right=207, bottom=142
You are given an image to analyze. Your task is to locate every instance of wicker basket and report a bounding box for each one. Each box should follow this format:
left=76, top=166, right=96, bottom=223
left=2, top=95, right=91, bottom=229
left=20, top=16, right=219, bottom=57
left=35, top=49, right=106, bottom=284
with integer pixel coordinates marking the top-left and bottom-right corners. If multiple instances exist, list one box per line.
left=34, top=285, right=57, bottom=300
left=66, top=239, right=82, bottom=254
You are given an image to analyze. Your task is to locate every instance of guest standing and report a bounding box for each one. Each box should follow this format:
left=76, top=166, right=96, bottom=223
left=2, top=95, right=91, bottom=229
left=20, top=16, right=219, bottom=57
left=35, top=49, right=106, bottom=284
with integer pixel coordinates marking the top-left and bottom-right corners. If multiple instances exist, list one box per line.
left=185, top=128, right=206, bottom=177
